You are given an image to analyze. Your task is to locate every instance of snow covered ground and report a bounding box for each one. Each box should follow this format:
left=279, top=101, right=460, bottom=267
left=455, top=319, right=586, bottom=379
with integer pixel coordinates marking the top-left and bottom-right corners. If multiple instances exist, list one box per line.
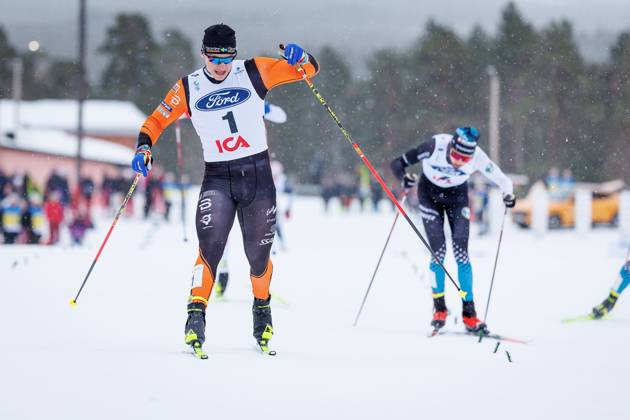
left=1, top=195, right=629, bottom=420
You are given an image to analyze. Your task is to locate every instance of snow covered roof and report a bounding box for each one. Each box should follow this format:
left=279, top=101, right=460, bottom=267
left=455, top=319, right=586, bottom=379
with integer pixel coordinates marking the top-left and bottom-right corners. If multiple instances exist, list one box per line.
left=0, top=128, right=132, bottom=165
left=0, top=99, right=146, bottom=136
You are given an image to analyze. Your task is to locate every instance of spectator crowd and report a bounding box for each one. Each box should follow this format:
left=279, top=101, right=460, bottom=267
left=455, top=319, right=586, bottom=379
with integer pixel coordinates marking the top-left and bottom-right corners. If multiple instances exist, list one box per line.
left=0, top=166, right=185, bottom=246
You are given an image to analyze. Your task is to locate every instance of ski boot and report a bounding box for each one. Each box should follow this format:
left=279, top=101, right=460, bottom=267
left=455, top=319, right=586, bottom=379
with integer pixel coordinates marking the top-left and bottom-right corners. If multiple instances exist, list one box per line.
left=591, top=292, right=618, bottom=319
left=462, top=300, right=489, bottom=335
left=253, top=295, right=275, bottom=355
left=431, top=296, right=448, bottom=331
left=185, top=302, right=206, bottom=346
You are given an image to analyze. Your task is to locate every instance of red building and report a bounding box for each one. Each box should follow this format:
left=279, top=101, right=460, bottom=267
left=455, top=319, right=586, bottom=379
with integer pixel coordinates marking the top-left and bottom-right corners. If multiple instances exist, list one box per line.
left=0, top=99, right=146, bottom=187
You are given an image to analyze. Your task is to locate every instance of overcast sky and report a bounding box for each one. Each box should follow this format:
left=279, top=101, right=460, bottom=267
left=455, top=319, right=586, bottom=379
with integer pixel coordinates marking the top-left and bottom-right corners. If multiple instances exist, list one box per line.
left=3, top=0, right=630, bottom=77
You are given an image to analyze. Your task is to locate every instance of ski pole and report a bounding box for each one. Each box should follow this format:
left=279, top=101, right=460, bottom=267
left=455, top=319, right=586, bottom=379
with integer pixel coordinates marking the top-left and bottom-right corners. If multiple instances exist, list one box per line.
left=292, top=59, right=464, bottom=298
left=175, top=120, right=188, bottom=242
left=354, top=189, right=410, bottom=326
left=70, top=174, right=141, bottom=306
left=482, top=207, right=508, bottom=323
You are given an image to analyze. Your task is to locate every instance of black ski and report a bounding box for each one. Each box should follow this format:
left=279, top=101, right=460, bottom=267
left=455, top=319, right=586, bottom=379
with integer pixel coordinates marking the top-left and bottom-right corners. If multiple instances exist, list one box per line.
left=429, top=330, right=529, bottom=344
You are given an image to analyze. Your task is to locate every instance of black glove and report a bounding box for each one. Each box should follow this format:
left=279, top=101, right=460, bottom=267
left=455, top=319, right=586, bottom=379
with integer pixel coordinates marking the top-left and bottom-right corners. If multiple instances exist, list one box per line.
left=402, top=173, right=418, bottom=189
left=503, top=193, right=516, bottom=208
left=390, top=156, right=407, bottom=180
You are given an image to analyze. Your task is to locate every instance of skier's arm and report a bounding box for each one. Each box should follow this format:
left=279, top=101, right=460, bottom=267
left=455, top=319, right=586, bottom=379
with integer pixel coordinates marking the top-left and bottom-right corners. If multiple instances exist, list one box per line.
left=245, top=52, right=319, bottom=99
left=137, top=78, right=189, bottom=148
left=390, top=137, right=435, bottom=181
left=474, top=148, right=514, bottom=195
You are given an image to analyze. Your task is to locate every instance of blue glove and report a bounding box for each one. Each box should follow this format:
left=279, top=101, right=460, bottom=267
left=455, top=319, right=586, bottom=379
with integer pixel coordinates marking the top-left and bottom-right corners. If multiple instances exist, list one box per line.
left=283, top=43, right=308, bottom=66
left=131, top=144, right=152, bottom=177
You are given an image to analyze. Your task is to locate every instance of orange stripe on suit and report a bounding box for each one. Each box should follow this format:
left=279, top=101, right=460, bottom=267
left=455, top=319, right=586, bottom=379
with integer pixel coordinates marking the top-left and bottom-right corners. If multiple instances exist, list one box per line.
left=189, top=251, right=215, bottom=305
left=251, top=260, right=273, bottom=300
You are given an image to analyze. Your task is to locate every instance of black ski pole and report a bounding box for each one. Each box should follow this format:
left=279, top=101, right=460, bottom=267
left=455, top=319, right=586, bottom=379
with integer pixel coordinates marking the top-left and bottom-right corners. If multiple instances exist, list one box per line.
left=482, top=207, right=508, bottom=323
left=70, top=174, right=141, bottom=306
left=289, top=53, right=465, bottom=299
left=175, top=119, right=188, bottom=242
left=354, top=190, right=410, bottom=326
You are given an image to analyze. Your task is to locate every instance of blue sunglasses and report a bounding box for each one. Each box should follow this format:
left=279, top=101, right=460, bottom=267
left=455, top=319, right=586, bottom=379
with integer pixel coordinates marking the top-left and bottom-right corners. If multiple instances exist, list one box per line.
left=205, top=54, right=236, bottom=64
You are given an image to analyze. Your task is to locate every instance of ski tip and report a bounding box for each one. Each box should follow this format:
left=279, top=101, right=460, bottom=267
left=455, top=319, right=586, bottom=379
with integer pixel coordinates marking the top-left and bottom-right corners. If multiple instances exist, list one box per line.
left=192, top=342, right=208, bottom=359
left=258, top=344, right=277, bottom=356
left=562, top=314, right=595, bottom=323
left=69, top=299, right=77, bottom=308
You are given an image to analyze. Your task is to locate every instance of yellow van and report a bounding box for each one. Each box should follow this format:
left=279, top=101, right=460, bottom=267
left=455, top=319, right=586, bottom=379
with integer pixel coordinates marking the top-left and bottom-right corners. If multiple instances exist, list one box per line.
left=512, top=181, right=621, bottom=228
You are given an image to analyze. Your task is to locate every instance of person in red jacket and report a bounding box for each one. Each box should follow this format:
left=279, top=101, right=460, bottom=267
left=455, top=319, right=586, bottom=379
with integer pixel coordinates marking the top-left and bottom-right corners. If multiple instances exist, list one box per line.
left=44, top=191, right=64, bottom=245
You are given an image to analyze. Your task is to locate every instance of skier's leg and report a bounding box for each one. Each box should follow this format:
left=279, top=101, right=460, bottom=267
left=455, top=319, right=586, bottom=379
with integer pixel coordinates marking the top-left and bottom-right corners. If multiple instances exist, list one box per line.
left=190, top=190, right=236, bottom=304
left=237, top=195, right=276, bottom=347
left=612, top=261, right=630, bottom=296
left=237, top=194, right=276, bottom=299
left=446, top=194, right=472, bottom=302
left=593, top=261, right=630, bottom=318
left=274, top=215, right=284, bottom=252
left=418, top=198, right=447, bottom=300
left=215, top=252, right=230, bottom=298
left=185, top=189, right=236, bottom=345
left=143, top=188, right=151, bottom=219
left=234, top=155, right=277, bottom=348
left=418, top=183, right=449, bottom=328
left=445, top=187, right=487, bottom=332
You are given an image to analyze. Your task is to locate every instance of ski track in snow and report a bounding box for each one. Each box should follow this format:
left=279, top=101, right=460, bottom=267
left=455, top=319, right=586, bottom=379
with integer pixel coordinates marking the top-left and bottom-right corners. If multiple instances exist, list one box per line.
left=1, top=196, right=629, bottom=420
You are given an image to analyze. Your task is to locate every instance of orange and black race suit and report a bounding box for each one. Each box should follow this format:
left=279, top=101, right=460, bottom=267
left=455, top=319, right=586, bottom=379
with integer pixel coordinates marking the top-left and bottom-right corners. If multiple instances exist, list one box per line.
left=137, top=55, right=319, bottom=305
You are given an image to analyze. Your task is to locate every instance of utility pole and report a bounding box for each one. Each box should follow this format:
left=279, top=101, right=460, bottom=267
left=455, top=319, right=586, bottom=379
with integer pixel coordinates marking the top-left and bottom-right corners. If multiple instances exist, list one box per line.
left=11, top=57, right=23, bottom=144
left=487, top=65, right=500, bottom=165
left=76, top=0, right=87, bottom=185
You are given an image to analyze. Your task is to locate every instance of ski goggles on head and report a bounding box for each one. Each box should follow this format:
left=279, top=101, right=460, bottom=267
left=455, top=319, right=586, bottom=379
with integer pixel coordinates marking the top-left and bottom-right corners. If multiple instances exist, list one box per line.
left=204, top=53, right=237, bottom=64
left=202, top=45, right=237, bottom=55
left=450, top=148, right=473, bottom=163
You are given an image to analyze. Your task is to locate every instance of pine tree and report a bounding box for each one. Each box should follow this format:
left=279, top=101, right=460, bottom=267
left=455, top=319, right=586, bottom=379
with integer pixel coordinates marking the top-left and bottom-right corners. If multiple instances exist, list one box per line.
left=42, top=59, right=80, bottom=98
left=98, top=13, right=167, bottom=113
left=0, top=26, right=16, bottom=98
left=159, top=29, right=195, bottom=84
left=537, top=21, right=600, bottom=180
left=269, top=45, right=355, bottom=180
left=604, top=32, right=630, bottom=179
left=494, top=2, right=541, bottom=173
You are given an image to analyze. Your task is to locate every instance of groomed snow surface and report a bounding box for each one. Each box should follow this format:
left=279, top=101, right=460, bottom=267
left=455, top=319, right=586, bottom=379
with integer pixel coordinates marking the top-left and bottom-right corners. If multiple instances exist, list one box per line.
left=1, top=195, right=629, bottom=420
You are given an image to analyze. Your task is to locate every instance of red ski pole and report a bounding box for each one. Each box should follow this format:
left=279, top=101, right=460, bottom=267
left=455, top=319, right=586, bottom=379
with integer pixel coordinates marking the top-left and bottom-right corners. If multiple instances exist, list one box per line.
left=70, top=173, right=141, bottom=306
left=295, top=63, right=465, bottom=298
